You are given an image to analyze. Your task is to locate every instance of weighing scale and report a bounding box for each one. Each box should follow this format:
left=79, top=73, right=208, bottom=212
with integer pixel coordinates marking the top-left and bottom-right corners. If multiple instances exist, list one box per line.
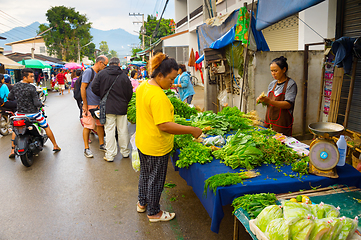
left=308, top=122, right=345, bottom=178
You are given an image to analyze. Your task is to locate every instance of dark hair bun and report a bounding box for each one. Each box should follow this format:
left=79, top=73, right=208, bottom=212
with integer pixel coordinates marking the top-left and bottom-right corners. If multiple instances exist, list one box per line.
left=280, top=56, right=287, bottom=62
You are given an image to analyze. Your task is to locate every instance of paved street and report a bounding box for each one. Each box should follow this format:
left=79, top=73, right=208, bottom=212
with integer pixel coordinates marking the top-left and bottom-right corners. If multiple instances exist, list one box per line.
left=0, top=89, right=238, bottom=240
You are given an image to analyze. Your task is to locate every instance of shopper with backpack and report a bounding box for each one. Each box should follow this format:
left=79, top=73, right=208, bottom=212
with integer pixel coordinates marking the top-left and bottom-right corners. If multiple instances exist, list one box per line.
left=80, top=55, right=108, bottom=158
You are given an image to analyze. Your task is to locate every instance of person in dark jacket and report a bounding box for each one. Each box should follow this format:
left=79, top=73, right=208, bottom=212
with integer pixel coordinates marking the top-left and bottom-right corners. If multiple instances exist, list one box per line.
left=92, top=57, right=133, bottom=162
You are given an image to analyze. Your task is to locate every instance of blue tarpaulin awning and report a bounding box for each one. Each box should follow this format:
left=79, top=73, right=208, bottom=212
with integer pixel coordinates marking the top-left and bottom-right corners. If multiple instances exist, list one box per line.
left=256, top=0, right=325, bottom=31
left=196, top=13, right=269, bottom=64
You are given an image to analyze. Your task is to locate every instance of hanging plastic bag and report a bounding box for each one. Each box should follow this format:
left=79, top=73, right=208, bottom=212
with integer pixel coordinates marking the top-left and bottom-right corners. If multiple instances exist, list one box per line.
left=130, top=133, right=140, bottom=172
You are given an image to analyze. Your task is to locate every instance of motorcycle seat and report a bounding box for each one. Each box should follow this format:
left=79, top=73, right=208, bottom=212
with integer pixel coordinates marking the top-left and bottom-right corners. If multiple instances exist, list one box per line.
left=0, top=106, right=14, bottom=112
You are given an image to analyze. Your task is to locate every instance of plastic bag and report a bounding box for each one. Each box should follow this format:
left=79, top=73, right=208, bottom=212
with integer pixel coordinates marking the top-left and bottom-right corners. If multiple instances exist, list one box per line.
left=309, top=219, right=331, bottom=240
left=320, top=218, right=342, bottom=240
left=203, top=135, right=225, bottom=146
left=217, top=89, right=228, bottom=107
left=309, top=202, right=325, bottom=219
left=265, top=218, right=289, bottom=240
left=282, top=200, right=311, bottom=225
left=130, top=133, right=140, bottom=172
left=255, top=205, right=283, bottom=232
left=289, top=218, right=314, bottom=240
left=335, top=217, right=358, bottom=240
left=323, top=204, right=340, bottom=218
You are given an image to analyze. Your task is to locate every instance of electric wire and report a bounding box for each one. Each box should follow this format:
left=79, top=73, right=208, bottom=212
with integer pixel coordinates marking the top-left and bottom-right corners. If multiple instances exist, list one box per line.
left=0, top=10, right=39, bottom=32
left=296, top=16, right=325, bottom=40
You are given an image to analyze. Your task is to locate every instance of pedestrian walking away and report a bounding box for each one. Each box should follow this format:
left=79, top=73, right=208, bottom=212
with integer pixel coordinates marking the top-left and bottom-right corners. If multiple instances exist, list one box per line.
left=8, top=68, right=60, bottom=158
left=92, top=57, right=133, bottom=162
left=135, top=53, right=202, bottom=222
left=81, top=55, right=108, bottom=158
left=56, top=69, right=66, bottom=95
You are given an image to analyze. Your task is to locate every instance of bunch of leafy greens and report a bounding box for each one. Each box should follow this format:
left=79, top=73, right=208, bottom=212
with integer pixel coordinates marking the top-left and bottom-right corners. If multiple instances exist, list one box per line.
left=127, top=90, right=198, bottom=124
left=231, top=193, right=277, bottom=218
left=212, top=130, right=264, bottom=169
left=174, top=115, right=192, bottom=126
left=127, top=92, right=136, bottom=124
left=217, top=106, right=253, bottom=130
left=204, top=171, right=260, bottom=195
left=176, top=141, right=213, bottom=168
left=291, top=156, right=310, bottom=178
left=190, top=111, right=231, bottom=136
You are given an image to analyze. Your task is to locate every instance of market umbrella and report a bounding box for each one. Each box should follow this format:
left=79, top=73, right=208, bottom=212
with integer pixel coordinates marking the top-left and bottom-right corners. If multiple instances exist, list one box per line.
left=129, top=61, right=146, bottom=67
left=44, top=61, right=64, bottom=68
left=18, top=59, right=52, bottom=69
left=63, top=62, right=82, bottom=70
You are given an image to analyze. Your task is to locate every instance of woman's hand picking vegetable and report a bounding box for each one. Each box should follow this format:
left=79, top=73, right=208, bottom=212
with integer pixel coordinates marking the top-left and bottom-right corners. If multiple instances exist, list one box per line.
left=191, top=126, right=202, bottom=139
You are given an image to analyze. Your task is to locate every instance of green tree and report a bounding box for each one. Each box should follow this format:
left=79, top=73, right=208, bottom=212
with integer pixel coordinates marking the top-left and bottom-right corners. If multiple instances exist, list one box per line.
left=131, top=47, right=142, bottom=61
left=109, top=50, right=118, bottom=58
left=99, top=41, right=118, bottom=59
left=140, top=15, right=174, bottom=49
left=82, top=42, right=96, bottom=62
left=38, top=6, right=93, bottom=61
left=99, top=41, right=109, bottom=55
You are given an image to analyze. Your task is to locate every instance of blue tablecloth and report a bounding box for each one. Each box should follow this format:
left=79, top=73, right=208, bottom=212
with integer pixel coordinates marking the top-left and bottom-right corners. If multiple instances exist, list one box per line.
left=171, top=150, right=361, bottom=233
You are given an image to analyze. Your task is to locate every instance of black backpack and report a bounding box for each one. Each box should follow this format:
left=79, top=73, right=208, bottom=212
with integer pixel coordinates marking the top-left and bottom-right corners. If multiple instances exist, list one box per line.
left=73, top=68, right=95, bottom=101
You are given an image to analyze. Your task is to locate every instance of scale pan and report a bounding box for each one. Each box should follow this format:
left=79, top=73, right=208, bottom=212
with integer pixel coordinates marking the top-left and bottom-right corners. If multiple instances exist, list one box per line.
left=308, top=122, right=344, bottom=137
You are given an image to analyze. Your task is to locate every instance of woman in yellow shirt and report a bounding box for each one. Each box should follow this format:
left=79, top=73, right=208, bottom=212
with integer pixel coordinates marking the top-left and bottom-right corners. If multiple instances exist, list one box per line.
left=136, top=53, right=202, bottom=222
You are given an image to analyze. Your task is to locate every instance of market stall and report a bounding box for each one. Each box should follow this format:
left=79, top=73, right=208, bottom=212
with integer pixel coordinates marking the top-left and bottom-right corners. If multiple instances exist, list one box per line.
left=171, top=150, right=361, bottom=233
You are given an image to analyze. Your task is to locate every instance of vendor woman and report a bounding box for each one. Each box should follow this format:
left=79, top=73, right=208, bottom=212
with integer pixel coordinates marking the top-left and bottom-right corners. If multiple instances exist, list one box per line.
left=256, top=56, right=297, bottom=136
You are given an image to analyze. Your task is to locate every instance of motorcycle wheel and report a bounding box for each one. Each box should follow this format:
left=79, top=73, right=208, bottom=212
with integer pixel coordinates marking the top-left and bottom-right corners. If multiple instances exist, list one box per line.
left=20, top=152, right=34, bottom=167
left=0, top=114, right=10, bottom=136
left=39, top=93, right=47, bottom=103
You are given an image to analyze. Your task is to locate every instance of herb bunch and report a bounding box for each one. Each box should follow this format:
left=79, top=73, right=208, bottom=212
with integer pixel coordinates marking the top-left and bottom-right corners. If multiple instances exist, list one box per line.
left=204, top=171, right=260, bottom=195
left=176, top=141, right=213, bottom=168
left=231, top=193, right=277, bottom=218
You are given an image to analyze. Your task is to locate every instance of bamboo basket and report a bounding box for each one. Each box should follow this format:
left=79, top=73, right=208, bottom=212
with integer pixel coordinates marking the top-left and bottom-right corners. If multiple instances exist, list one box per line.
left=352, top=151, right=361, bottom=172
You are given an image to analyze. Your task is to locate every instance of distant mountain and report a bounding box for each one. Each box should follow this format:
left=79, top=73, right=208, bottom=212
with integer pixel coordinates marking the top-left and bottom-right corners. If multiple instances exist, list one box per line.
left=0, top=21, right=140, bottom=58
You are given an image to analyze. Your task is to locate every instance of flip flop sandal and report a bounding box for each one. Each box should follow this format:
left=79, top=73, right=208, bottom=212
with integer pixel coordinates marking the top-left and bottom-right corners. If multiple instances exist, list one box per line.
left=148, top=211, right=175, bottom=222
left=137, top=201, right=146, bottom=213
left=53, top=148, right=61, bottom=152
left=8, top=153, right=15, bottom=158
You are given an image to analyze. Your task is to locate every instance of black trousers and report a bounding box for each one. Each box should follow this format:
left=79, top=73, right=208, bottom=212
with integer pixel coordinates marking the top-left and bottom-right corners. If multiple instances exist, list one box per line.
left=138, top=150, right=169, bottom=216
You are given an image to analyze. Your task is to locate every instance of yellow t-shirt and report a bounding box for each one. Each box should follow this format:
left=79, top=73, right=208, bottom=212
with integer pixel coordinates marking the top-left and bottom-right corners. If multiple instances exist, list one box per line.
left=135, top=81, right=174, bottom=156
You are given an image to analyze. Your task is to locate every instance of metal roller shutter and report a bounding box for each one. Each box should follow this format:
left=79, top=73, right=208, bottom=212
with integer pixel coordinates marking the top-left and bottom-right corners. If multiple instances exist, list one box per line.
left=262, top=14, right=299, bottom=51
left=337, top=0, right=361, bottom=133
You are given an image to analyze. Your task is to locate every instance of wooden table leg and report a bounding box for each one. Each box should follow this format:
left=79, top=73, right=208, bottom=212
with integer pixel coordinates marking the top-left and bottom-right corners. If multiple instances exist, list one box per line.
left=233, top=215, right=239, bottom=240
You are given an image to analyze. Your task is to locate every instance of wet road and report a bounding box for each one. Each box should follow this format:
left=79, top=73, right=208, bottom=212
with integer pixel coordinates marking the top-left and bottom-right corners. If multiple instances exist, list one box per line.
left=0, top=90, right=237, bottom=239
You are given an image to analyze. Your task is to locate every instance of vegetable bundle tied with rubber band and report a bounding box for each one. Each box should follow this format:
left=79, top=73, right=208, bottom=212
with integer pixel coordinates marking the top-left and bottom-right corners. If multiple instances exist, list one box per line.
left=204, top=170, right=260, bottom=195
left=232, top=193, right=278, bottom=219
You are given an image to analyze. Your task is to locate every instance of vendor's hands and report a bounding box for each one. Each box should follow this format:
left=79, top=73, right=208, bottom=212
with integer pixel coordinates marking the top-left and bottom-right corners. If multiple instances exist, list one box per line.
left=257, top=96, right=271, bottom=105
left=191, top=127, right=203, bottom=139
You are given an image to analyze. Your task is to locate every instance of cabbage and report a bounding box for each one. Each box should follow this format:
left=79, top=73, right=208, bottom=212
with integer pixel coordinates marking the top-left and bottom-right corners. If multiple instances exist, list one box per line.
left=309, top=204, right=325, bottom=219
left=131, top=151, right=141, bottom=172
left=289, top=219, right=314, bottom=240
left=255, top=205, right=283, bottom=232
left=323, top=204, right=340, bottom=218
left=283, top=201, right=311, bottom=225
left=334, top=217, right=358, bottom=240
left=309, top=219, right=331, bottom=240
left=320, top=218, right=342, bottom=240
left=265, top=218, right=289, bottom=240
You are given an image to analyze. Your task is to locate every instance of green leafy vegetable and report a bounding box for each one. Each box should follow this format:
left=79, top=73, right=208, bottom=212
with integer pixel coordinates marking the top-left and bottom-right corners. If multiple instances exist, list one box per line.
left=232, top=193, right=278, bottom=219
left=176, top=141, right=213, bottom=168
left=204, top=171, right=260, bottom=195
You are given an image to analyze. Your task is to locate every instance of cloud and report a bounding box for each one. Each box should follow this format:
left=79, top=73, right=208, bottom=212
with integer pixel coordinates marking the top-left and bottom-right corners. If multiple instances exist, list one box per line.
left=0, top=0, right=175, bottom=34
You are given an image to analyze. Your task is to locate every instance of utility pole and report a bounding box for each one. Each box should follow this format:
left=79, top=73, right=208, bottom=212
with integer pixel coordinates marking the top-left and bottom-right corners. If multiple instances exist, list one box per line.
left=129, top=13, right=145, bottom=61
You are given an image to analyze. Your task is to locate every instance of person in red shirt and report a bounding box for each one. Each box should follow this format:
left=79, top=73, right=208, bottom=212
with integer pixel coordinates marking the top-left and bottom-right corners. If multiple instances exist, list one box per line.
left=56, top=70, right=66, bottom=95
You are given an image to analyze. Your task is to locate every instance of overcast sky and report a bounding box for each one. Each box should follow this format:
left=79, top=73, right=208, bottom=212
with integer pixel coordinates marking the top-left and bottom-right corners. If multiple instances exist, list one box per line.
left=0, top=0, right=175, bottom=35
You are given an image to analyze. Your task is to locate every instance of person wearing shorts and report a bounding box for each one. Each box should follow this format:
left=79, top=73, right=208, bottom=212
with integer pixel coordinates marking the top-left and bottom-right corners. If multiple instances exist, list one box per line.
left=81, top=55, right=108, bottom=158
left=8, top=68, right=60, bottom=158
left=56, top=69, right=66, bottom=95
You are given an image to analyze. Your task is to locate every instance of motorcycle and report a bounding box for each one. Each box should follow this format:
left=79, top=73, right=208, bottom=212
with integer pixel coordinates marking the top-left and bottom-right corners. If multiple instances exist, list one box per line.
left=11, top=108, right=48, bottom=167
left=0, top=108, right=15, bottom=136
left=35, top=82, right=48, bottom=103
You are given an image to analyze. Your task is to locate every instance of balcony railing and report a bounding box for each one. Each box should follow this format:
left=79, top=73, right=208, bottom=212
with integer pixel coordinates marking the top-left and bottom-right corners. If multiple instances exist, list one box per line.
left=176, top=5, right=203, bottom=28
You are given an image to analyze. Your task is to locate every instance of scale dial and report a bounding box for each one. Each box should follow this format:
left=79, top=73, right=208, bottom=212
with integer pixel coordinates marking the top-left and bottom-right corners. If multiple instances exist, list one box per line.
left=309, top=140, right=339, bottom=171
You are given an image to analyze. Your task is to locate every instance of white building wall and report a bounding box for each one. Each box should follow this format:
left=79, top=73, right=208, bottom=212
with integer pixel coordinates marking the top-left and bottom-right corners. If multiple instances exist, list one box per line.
left=11, top=42, right=48, bottom=55
left=163, top=33, right=189, bottom=47
left=175, top=0, right=187, bottom=24
left=298, top=0, right=337, bottom=50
